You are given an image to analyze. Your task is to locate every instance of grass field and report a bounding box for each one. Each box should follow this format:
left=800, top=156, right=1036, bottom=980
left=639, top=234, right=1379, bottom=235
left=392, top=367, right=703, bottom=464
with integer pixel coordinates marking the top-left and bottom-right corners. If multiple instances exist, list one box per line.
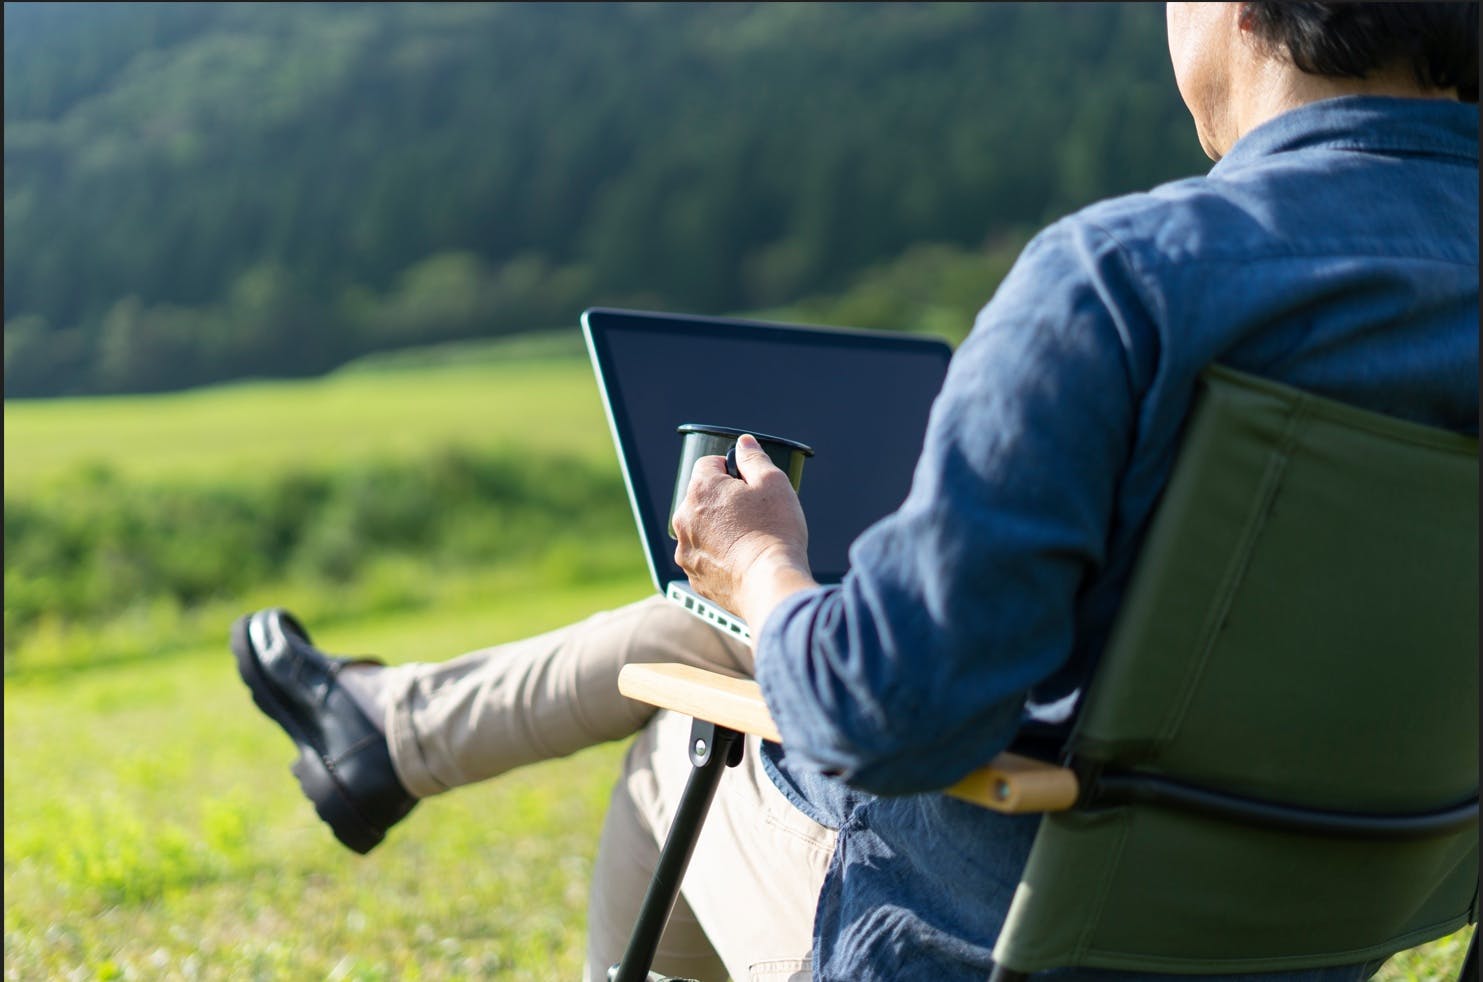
left=4, top=341, right=1471, bottom=979
left=5, top=581, right=647, bottom=981
left=6, top=338, right=651, bottom=978
left=3, top=330, right=611, bottom=495
left=6, top=593, right=1471, bottom=981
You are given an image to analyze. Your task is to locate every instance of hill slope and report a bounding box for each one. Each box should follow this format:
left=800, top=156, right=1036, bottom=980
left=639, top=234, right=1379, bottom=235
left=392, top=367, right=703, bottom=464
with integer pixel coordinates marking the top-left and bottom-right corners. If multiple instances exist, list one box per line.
left=4, top=2, right=1208, bottom=396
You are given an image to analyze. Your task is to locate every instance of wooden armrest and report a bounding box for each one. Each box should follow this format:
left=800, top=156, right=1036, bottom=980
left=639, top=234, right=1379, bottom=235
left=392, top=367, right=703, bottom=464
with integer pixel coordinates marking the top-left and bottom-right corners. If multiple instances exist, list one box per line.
left=617, top=663, right=1079, bottom=814
left=619, top=662, right=783, bottom=742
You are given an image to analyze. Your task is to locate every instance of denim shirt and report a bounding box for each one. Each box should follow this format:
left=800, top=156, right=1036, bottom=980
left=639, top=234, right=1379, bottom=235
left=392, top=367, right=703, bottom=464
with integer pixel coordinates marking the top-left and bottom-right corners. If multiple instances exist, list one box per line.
left=753, top=97, right=1479, bottom=981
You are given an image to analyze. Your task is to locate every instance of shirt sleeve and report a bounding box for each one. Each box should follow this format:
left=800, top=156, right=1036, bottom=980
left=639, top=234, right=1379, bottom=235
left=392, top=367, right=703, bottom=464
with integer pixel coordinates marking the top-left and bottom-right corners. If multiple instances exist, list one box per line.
left=753, top=217, right=1154, bottom=794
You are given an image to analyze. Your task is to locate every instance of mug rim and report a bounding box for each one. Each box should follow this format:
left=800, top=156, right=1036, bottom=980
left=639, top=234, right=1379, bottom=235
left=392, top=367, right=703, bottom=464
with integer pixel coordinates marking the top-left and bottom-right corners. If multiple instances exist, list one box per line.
left=676, top=422, right=814, bottom=456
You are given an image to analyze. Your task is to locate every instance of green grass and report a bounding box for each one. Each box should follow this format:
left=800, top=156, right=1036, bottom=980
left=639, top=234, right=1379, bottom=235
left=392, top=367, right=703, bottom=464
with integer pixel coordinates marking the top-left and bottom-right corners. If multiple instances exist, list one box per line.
left=1375, top=930, right=1474, bottom=981
left=6, top=587, right=1471, bottom=980
left=5, top=342, right=653, bottom=977
left=3, top=331, right=612, bottom=495
left=4, top=580, right=649, bottom=981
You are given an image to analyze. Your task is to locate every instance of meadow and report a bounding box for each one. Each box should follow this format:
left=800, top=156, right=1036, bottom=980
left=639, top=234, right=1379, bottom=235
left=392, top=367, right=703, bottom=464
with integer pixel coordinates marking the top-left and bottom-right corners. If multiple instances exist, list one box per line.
left=6, top=334, right=653, bottom=978
left=3, top=336, right=1470, bottom=979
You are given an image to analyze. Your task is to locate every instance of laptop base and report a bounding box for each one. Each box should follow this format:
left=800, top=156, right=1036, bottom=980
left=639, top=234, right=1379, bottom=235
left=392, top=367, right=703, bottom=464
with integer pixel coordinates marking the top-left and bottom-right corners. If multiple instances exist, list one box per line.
left=666, top=581, right=753, bottom=645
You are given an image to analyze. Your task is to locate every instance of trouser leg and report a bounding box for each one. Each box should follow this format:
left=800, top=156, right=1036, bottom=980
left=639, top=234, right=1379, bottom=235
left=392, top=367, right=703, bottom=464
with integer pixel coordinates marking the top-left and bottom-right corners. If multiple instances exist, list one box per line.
left=380, top=596, right=752, bottom=798
left=587, top=710, right=836, bottom=982
left=371, top=594, right=826, bottom=978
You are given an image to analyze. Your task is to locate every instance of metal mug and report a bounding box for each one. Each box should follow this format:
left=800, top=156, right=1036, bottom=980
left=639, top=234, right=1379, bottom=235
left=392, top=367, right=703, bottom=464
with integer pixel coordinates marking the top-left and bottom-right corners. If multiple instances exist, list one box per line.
left=668, top=424, right=813, bottom=539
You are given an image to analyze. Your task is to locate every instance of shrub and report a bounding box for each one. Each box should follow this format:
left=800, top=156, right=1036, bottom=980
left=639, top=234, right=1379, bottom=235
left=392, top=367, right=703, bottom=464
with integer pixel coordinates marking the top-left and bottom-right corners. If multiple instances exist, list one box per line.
left=3, top=447, right=632, bottom=672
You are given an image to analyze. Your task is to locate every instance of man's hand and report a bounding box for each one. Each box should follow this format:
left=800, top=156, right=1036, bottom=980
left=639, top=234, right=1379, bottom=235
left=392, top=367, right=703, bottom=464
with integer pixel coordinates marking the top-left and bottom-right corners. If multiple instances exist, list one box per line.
left=673, top=433, right=819, bottom=633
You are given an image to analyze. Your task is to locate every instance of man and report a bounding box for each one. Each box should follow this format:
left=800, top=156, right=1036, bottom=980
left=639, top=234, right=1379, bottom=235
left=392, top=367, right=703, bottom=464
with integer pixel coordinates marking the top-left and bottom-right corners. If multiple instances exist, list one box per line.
left=233, top=4, right=1478, bottom=980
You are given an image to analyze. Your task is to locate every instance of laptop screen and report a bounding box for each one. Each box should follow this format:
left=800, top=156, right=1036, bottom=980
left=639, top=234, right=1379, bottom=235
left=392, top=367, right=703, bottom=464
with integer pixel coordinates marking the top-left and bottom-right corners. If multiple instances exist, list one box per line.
left=582, top=307, right=953, bottom=591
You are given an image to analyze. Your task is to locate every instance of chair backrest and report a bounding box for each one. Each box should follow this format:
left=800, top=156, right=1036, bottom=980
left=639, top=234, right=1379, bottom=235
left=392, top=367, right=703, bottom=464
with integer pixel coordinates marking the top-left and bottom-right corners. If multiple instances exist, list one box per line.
left=994, top=366, right=1479, bottom=975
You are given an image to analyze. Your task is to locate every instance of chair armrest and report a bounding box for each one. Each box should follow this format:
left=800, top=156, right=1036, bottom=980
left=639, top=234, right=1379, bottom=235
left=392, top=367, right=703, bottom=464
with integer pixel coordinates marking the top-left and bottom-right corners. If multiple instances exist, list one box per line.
left=618, top=662, right=783, bottom=742
left=617, top=663, right=1079, bottom=814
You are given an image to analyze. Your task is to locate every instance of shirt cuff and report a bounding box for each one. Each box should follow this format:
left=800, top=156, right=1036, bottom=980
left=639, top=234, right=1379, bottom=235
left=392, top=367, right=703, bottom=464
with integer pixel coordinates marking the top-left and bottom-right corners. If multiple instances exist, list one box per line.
left=753, top=583, right=847, bottom=772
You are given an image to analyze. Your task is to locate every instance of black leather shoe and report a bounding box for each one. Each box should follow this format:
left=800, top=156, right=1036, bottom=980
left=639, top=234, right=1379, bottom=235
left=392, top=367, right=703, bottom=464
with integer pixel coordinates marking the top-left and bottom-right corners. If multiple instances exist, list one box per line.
left=231, top=608, right=416, bottom=854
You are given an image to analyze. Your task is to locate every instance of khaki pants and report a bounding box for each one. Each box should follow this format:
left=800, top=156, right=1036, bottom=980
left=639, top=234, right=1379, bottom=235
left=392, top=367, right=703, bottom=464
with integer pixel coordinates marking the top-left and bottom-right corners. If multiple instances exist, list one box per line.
left=376, top=597, right=835, bottom=982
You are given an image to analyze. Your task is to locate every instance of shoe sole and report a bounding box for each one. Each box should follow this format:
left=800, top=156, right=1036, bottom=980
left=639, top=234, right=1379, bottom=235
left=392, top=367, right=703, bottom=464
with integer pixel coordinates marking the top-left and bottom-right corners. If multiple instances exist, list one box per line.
left=231, top=612, right=386, bottom=855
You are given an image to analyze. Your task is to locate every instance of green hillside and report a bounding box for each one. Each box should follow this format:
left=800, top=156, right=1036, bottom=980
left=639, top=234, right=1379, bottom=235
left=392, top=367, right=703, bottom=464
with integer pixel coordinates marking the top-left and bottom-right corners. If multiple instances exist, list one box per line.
left=3, top=337, right=649, bottom=676
left=4, top=2, right=1209, bottom=397
left=3, top=332, right=609, bottom=493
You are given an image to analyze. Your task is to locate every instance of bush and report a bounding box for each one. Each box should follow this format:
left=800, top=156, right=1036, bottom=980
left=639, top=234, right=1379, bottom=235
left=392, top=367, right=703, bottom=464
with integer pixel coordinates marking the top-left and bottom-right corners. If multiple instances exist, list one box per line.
left=3, top=447, right=633, bottom=672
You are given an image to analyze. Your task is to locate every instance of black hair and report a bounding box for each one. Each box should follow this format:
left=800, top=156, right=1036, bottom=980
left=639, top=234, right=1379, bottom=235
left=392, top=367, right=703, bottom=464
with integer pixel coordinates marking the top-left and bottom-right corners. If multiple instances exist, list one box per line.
left=1243, top=2, right=1478, bottom=103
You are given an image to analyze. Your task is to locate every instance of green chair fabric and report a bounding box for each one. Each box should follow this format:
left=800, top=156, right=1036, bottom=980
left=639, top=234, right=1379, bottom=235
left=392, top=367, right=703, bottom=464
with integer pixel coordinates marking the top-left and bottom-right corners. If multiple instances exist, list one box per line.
left=993, top=366, right=1479, bottom=975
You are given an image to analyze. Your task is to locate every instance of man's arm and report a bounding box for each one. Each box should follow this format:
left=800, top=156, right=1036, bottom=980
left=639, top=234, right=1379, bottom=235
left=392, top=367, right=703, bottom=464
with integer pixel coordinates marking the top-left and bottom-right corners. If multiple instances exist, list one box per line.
left=680, top=219, right=1156, bottom=794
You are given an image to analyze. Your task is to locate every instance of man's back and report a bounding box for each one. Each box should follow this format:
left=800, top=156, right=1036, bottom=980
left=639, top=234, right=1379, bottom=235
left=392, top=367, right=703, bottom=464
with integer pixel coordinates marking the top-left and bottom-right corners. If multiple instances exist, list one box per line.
left=1088, top=94, right=1477, bottom=432
left=1036, top=94, right=1479, bottom=701
left=759, top=93, right=1479, bottom=981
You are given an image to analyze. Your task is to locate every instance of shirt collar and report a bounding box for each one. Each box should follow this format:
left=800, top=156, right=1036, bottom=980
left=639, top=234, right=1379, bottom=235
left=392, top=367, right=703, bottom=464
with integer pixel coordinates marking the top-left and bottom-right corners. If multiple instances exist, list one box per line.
left=1211, top=95, right=1480, bottom=176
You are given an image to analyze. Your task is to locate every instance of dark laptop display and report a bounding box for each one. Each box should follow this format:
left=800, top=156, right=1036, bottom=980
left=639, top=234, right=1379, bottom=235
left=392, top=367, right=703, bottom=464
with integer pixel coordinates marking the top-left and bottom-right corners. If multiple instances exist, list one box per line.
left=582, top=307, right=953, bottom=601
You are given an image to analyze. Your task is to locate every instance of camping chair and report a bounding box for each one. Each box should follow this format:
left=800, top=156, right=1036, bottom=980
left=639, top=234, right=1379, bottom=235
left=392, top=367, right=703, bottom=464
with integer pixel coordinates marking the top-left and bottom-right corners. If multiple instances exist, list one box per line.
left=608, top=366, right=1480, bottom=982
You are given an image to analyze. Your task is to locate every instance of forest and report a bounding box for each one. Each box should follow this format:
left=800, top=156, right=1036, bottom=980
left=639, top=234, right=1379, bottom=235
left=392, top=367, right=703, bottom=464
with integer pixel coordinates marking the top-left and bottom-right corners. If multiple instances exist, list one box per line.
left=4, top=2, right=1210, bottom=397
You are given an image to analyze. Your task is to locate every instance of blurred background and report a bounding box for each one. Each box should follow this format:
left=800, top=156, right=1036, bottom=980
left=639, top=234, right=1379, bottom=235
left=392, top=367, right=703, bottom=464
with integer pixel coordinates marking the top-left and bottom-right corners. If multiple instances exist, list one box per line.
left=6, top=3, right=1467, bottom=979
left=4, top=1, right=1205, bottom=398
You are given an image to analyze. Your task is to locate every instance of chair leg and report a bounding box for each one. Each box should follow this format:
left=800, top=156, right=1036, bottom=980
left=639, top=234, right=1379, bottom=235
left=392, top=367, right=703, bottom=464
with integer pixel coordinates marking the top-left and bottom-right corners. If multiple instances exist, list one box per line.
left=1458, top=924, right=1477, bottom=982
left=609, top=720, right=745, bottom=982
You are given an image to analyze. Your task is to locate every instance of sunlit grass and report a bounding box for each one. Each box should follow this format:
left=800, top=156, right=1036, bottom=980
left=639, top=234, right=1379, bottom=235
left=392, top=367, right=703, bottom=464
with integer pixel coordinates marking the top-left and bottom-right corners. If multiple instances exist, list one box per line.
left=3, top=332, right=612, bottom=495
left=3, top=343, right=657, bottom=975
left=1374, top=928, right=1473, bottom=981
left=6, top=574, right=1470, bottom=979
left=4, top=581, right=645, bottom=980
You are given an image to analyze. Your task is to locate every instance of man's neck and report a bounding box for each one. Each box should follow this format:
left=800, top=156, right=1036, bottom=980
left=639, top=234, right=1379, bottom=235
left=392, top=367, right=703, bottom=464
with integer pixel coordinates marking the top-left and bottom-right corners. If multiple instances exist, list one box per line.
left=1224, top=59, right=1457, bottom=155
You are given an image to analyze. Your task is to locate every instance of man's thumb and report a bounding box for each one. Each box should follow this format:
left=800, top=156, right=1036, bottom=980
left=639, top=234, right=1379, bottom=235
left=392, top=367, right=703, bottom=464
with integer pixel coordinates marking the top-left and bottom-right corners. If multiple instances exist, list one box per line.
left=735, top=433, right=776, bottom=480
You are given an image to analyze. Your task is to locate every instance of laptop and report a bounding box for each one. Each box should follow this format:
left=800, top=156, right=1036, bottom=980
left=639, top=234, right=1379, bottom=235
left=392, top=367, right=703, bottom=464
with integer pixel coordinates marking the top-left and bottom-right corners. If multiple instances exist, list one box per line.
left=582, top=306, right=953, bottom=643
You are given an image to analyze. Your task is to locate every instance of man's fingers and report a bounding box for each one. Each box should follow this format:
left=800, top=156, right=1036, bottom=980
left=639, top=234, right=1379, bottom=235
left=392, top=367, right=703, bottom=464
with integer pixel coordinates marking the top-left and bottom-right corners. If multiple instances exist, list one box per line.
left=690, top=454, right=729, bottom=481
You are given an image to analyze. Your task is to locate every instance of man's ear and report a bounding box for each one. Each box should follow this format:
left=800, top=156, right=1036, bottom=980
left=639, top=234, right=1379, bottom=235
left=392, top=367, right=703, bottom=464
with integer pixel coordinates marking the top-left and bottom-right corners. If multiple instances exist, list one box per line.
left=1235, top=2, right=1256, bottom=33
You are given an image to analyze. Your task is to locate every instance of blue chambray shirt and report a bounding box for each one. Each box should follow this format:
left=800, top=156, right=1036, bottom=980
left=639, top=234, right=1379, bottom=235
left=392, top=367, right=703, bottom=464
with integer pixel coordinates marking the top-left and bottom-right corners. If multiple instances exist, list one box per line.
left=753, top=97, right=1479, bottom=981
